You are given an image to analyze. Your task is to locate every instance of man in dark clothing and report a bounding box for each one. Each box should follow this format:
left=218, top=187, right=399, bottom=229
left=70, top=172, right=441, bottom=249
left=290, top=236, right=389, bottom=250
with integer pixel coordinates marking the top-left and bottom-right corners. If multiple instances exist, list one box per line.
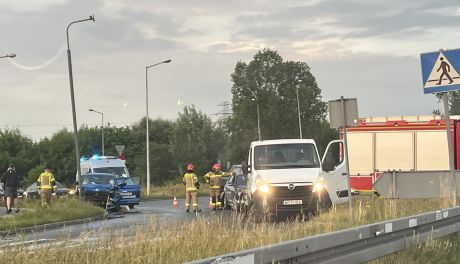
left=1, top=163, right=20, bottom=214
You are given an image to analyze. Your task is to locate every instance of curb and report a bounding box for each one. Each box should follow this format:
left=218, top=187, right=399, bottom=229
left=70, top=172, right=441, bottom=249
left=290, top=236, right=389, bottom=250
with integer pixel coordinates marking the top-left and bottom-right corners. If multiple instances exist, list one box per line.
left=0, top=214, right=105, bottom=237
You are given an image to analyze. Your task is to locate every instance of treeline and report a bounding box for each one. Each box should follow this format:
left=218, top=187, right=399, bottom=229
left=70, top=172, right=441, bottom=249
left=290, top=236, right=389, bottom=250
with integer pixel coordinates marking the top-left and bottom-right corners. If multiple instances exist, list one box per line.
left=1, top=49, right=338, bottom=188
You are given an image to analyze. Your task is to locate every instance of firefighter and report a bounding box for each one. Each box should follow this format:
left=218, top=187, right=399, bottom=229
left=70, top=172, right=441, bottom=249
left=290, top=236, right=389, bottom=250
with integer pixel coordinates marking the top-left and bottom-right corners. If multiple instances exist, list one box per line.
left=37, top=165, right=56, bottom=207
left=182, top=163, right=201, bottom=213
left=204, top=163, right=225, bottom=210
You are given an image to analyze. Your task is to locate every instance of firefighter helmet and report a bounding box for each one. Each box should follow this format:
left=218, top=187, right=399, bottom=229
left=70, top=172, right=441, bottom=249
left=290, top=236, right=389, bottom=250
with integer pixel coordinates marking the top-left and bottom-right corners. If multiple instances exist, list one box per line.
left=187, top=163, right=194, bottom=171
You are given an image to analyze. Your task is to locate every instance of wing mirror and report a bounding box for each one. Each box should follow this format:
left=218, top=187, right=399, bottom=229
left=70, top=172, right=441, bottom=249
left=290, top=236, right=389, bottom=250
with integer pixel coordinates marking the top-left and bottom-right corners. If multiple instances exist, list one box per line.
left=242, top=161, right=250, bottom=174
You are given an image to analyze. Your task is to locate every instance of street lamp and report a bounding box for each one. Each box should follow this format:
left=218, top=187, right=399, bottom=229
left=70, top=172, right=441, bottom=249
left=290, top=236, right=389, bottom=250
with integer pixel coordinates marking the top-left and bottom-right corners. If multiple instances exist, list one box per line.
left=252, top=98, right=261, bottom=141
left=0, top=53, right=16, bottom=59
left=296, top=80, right=303, bottom=139
left=145, top=59, right=171, bottom=196
left=66, top=15, right=95, bottom=196
left=88, top=108, right=104, bottom=156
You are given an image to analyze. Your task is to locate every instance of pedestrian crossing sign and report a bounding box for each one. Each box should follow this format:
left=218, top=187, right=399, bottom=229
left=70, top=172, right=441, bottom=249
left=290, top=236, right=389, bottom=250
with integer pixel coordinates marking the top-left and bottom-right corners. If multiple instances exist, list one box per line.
left=421, top=49, right=460, bottom=94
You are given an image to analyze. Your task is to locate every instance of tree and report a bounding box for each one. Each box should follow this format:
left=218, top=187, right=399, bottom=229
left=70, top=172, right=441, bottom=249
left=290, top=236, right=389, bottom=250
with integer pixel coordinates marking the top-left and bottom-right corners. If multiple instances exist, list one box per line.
left=227, top=49, right=335, bottom=162
left=172, top=106, right=225, bottom=177
left=435, top=91, right=460, bottom=115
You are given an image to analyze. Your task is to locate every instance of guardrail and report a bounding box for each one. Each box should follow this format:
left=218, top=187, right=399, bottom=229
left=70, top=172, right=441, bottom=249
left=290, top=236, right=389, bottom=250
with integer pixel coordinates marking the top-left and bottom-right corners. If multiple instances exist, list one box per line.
left=186, top=206, right=460, bottom=264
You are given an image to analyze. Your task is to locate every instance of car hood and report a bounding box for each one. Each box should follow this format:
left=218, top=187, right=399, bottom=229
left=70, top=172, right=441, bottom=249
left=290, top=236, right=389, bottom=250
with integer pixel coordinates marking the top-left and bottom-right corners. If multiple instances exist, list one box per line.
left=82, top=184, right=113, bottom=192
left=252, top=168, right=321, bottom=184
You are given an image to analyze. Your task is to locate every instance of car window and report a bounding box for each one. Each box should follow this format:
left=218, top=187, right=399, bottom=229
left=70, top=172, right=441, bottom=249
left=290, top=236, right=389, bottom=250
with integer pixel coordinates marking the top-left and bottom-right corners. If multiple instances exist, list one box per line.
left=83, top=175, right=115, bottom=185
left=93, top=167, right=130, bottom=178
left=235, top=175, right=247, bottom=185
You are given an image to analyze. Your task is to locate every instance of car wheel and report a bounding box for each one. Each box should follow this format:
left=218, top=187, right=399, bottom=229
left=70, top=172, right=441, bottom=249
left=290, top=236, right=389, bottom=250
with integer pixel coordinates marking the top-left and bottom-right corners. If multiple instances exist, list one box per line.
left=128, top=204, right=134, bottom=209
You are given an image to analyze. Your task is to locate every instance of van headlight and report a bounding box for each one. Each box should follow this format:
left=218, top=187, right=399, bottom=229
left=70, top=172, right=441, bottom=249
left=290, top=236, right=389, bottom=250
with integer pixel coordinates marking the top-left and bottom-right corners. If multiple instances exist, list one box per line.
left=259, top=184, right=269, bottom=193
left=256, top=178, right=270, bottom=193
left=313, top=178, right=325, bottom=192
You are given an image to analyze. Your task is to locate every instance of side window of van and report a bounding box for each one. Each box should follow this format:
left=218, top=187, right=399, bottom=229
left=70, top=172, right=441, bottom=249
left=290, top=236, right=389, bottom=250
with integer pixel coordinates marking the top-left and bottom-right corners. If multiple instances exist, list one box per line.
left=322, top=142, right=344, bottom=172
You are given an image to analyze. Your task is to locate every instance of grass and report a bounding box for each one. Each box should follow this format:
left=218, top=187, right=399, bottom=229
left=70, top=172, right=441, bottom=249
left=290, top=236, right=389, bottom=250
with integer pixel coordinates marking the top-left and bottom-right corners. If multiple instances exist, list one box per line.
left=0, top=195, right=458, bottom=263
left=141, top=183, right=211, bottom=199
left=0, top=197, right=105, bottom=231
left=371, top=235, right=459, bottom=264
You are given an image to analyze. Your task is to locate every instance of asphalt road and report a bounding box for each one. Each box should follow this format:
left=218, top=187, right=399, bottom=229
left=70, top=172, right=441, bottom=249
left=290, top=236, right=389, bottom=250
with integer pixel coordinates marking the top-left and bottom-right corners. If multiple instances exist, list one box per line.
left=0, top=196, right=230, bottom=249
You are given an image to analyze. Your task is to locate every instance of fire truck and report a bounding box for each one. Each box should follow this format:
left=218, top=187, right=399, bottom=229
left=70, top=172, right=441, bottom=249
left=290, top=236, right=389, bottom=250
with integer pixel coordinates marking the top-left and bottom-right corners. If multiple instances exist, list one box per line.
left=345, top=115, right=460, bottom=191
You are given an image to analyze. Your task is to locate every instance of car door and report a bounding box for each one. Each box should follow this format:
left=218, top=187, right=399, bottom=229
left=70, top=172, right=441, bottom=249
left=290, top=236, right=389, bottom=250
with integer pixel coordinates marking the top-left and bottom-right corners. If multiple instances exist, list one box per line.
left=226, top=176, right=235, bottom=206
left=321, top=140, right=349, bottom=204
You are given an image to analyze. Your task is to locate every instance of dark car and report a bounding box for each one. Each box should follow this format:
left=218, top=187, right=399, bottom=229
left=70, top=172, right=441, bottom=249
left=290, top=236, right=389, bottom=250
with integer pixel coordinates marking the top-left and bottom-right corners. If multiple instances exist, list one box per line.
left=220, top=165, right=242, bottom=203
left=222, top=174, right=247, bottom=211
left=80, top=173, right=124, bottom=211
left=23, top=181, right=69, bottom=199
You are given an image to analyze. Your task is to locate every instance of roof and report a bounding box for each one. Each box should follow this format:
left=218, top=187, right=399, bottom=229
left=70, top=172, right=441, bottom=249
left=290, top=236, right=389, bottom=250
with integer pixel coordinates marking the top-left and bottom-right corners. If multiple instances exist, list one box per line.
left=250, top=139, right=316, bottom=147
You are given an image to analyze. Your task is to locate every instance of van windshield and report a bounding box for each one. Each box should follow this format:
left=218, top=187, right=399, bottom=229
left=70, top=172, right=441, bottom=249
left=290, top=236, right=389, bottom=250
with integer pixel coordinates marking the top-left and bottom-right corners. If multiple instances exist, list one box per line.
left=93, top=167, right=130, bottom=178
left=254, top=143, right=320, bottom=170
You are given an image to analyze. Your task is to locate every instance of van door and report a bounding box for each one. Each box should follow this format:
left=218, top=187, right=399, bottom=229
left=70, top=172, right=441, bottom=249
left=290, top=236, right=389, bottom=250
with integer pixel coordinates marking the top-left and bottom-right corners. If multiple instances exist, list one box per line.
left=322, top=140, right=349, bottom=204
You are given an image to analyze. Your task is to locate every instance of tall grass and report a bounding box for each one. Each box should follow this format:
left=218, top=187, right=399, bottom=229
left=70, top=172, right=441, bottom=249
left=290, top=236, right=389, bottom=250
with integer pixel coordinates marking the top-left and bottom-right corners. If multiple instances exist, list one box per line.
left=0, top=197, right=104, bottom=231
left=0, top=196, right=457, bottom=263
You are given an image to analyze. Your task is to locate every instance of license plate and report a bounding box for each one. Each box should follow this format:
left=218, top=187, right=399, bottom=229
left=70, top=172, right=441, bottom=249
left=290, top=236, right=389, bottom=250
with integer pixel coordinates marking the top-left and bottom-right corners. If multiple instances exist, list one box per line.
left=283, top=200, right=303, bottom=205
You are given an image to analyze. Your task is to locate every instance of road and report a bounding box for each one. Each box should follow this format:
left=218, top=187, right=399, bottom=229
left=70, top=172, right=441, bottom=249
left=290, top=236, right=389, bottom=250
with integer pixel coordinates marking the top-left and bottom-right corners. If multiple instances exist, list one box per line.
left=0, top=197, right=230, bottom=249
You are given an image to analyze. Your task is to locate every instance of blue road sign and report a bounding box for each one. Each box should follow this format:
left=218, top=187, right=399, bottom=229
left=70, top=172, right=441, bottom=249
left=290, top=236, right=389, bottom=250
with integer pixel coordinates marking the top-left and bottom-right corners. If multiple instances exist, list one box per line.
left=420, top=49, right=460, bottom=94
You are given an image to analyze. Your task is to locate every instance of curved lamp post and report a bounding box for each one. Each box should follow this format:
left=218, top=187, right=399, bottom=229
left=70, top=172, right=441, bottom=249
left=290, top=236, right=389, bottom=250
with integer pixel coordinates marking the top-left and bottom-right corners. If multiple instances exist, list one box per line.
left=88, top=108, right=104, bottom=156
left=66, top=15, right=95, bottom=196
left=0, top=53, right=16, bottom=59
left=145, top=59, right=171, bottom=196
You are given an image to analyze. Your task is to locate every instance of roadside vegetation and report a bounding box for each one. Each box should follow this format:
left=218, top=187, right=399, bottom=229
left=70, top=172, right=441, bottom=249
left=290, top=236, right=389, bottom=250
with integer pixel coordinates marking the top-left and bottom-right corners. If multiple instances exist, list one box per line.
left=0, top=197, right=104, bottom=231
left=0, top=196, right=457, bottom=263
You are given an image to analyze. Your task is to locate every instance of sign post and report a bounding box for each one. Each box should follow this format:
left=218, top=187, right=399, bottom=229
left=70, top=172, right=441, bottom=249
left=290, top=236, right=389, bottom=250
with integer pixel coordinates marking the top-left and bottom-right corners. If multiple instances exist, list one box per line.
left=420, top=49, right=459, bottom=206
left=328, top=97, right=358, bottom=223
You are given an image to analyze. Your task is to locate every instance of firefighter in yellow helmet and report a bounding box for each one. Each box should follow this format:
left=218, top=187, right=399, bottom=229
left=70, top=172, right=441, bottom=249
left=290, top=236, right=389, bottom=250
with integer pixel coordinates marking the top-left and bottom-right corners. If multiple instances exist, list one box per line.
left=37, top=165, right=56, bottom=207
left=204, top=163, right=224, bottom=210
left=182, top=163, right=201, bottom=213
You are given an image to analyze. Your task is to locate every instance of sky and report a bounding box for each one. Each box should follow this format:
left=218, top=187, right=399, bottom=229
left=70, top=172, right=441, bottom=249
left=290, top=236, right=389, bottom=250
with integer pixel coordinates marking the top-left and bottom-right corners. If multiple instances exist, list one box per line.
left=0, top=0, right=459, bottom=141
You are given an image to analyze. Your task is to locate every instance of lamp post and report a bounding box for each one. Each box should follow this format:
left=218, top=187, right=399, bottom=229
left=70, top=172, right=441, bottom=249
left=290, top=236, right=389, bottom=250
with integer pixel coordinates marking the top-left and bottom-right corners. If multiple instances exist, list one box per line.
left=88, top=108, right=104, bottom=156
left=66, top=15, right=95, bottom=196
left=145, top=59, right=171, bottom=196
left=0, top=53, right=16, bottom=59
left=296, top=80, right=303, bottom=139
left=252, top=98, right=261, bottom=141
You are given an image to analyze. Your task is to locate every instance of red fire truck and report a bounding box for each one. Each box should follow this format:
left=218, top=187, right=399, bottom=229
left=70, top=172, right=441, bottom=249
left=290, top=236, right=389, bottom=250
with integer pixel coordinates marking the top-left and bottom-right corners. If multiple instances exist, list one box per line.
left=345, top=115, right=460, bottom=191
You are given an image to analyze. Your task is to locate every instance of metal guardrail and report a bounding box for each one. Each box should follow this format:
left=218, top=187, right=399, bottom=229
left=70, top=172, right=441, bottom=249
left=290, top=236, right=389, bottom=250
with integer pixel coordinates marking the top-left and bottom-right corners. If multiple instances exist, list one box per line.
left=186, top=206, right=460, bottom=264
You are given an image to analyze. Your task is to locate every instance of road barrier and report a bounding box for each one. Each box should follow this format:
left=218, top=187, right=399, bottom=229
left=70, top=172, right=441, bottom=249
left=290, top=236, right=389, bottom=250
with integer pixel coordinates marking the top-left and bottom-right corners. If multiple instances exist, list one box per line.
left=186, top=206, right=460, bottom=264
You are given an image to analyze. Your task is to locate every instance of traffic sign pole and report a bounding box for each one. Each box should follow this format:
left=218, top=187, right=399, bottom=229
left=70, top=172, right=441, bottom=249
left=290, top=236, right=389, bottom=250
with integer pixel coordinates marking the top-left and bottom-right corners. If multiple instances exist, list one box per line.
left=442, top=92, right=457, bottom=206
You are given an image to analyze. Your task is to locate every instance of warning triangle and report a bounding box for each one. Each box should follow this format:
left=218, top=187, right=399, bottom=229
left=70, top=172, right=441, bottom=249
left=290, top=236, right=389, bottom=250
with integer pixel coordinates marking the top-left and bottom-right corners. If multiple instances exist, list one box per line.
left=424, top=52, right=460, bottom=89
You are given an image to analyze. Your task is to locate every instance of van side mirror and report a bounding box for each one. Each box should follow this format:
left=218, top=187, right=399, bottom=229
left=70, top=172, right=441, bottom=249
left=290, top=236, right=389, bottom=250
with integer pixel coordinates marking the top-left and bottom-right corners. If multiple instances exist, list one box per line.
left=118, top=182, right=127, bottom=188
left=242, top=161, right=249, bottom=174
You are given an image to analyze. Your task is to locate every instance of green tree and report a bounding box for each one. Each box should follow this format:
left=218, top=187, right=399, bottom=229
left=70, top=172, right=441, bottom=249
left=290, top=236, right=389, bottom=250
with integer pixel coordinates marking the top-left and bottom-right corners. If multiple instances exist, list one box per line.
left=435, top=91, right=460, bottom=115
left=172, top=106, right=225, bottom=177
left=228, top=49, right=335, bottom=162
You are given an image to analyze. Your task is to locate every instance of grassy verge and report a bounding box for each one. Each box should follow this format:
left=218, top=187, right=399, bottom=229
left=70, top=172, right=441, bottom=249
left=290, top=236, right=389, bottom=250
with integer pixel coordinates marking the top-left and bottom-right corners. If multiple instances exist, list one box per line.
left=371, top=234, right=459, bottom=264
left=0, top=197, right=105, bottom=231
left=0, top=196, right=457, bottom=263
left=141, top=183, right=210, bottom=199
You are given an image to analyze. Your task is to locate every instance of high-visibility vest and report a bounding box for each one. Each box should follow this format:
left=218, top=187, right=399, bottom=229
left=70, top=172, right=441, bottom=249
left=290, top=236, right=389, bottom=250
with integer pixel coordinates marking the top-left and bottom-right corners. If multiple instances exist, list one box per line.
left=204, top=171, right=224, bottom=189
left=183, top=173, right=198, bottom=191
left=37, top=171, right=55, bottom=189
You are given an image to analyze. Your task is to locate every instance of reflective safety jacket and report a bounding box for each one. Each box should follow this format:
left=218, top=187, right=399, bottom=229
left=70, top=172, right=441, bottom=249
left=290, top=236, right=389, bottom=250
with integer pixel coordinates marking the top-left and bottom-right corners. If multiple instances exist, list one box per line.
left=37, top=171, right=56, bottom=190
left=183, top=173, right=198, bottom=192
left=204, top=171, right=224, bottom=189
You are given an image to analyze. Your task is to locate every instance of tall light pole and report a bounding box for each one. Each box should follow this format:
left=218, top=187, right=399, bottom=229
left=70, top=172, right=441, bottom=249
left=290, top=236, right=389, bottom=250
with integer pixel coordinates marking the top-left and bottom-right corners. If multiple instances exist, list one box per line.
left=88, top=108, right=104, bottom=156
left=66, top=15, right=95, bottom=196
left=252, top=98, right=261, bottom=141
left=296, top=80, right=303, bottom=139
left=145, top=59, right=171, bottom=196
left=0, top=53, right=16, bottom=59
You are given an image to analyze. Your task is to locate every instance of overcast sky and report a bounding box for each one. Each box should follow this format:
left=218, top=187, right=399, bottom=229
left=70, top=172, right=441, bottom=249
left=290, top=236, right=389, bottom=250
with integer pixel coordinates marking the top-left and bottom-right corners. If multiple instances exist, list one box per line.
left=0, top=0, right=458, bottom=141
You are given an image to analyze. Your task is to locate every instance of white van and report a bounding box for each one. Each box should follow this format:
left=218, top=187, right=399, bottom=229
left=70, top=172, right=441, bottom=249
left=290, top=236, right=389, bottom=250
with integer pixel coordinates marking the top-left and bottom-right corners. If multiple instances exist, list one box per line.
left=242, top=139, right=349, bottom=219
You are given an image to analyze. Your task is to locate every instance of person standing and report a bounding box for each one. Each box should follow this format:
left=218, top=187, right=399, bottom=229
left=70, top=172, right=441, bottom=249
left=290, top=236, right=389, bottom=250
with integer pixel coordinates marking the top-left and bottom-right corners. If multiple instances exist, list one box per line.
left=182, top=163, right=201, bottom=213
left=37, top=165, right=56, bottom=207
left=2, top=163, right=20, bottom=214
left=204, top=163, right=224, bottom=210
